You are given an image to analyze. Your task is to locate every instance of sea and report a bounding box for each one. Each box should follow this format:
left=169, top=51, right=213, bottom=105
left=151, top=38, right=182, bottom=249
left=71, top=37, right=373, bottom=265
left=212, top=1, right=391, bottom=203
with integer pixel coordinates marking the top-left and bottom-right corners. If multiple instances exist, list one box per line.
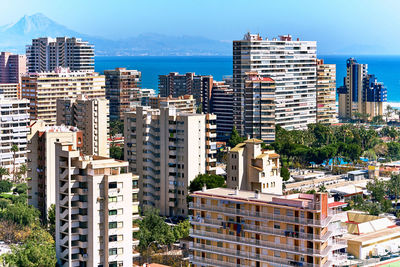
left=95, top=55, right=400, bottom=102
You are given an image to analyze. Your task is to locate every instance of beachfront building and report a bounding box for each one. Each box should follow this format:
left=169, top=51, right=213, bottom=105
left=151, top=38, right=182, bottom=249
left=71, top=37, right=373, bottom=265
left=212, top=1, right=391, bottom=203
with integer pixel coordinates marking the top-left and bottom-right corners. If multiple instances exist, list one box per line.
left=104, top=68, right=141, bottom=120
left=210, top=80, right=233, bottom=141
left=56, top=96, right=109, bottom=157
left=21, top=67, right=105, bottom=125
left=124, top=106, right=216, bottom=217
left=0, top=96, right=29, bottom=176
left=227, top=139, right=282, bottom=194
left=55, top=142, right=137, bottom=267
left=26, top=37, right=94, bottom=73
left=244, top=72, right=276, bottom=144
left=233, top=33, right=317, bottom=135
left=0, top=52, right=27, bottom=83
left=316, top=59, right=338, bottom=124
left=338, top=58, right=387, bottom=121
left=189, top=188, right=348, bottom=267
left=158, top=72, right=213, bottom=113
left=27, top=120, right=82, bottom=219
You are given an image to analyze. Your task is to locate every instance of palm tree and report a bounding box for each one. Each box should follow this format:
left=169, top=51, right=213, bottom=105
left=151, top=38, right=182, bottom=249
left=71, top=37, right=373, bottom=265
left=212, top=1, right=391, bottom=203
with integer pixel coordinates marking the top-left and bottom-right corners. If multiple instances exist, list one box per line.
left=11, top=144, right=18, bottom=183
left=385, top=105, right=394, bottom=123
left=18, top=164, right=28, bottom=183
left=0, top=167, right=9, bottom=181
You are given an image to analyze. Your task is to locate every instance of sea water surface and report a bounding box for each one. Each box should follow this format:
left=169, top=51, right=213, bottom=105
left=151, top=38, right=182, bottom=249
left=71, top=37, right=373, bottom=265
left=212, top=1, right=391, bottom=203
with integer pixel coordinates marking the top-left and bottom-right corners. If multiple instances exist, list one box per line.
left=95, top=55, right=400, bottom=102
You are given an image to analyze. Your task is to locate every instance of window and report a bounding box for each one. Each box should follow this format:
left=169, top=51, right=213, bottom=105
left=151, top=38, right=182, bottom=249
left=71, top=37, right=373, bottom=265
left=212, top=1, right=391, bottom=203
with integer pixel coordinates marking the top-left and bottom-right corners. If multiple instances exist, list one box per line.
left=109, top=248, right=117, bottom=255
left=274, top=208, right=280, bottom=215
left=109, top=209, right=117, bottom=215
left=286, top=210, right=294, bottom=217
left=109, top=222, right=117, bottom=229
left=109, top=182, right=117, bottom=189
left=274, top=223, right=280, bottom=229
left=109, top=196, right=117, bottom=203
left=109, top=235, right=118, bottom=242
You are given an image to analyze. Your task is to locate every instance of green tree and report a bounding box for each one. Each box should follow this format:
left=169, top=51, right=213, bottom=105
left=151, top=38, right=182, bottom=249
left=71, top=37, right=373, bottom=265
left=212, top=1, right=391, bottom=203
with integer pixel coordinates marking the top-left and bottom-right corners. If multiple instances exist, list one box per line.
left=228, top=126, right=244, bottom=148
left=0, top=180, right=12, bottom=193
left=189, top=174, right=225, bottom=193
left=366, top=179, right=386, bottom=203
left=0, top=199, right=10, bottom=209
left=387, top=142, right=400, bottom=160
left=372, top=115, right=384, bottom=124
left=280, top=166, right=290, bottom=181
left=0, top=167, right=9, bottom=181
left=109, top=119, right=124, bottom=136
left=173, top=219, right=190, bottom=240
left=389, top=174, right=400, bottom=204
left=13, top=183, right=28, bottom=195
left=0, top=202, right=40, bottom=226
left=135, top=208, right=175, bottom=251
left=47, top=204, right=56, bottom=239
left=318, top=185, right=327, bottom=193
left=110, top=145, right=123, bottom=160
left=3, top=226, right=56, bottom=267
left=196, top=103, right=202, bottom=114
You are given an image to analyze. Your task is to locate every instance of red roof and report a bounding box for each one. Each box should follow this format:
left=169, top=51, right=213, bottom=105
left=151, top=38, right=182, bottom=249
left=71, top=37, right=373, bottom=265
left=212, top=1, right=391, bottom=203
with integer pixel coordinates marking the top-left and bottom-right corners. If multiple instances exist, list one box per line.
left=328, top=201, right=347, bottom=208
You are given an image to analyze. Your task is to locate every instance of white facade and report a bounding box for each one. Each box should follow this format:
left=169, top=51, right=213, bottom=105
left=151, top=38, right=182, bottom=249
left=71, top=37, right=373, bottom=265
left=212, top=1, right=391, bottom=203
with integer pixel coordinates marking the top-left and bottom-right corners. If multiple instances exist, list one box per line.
left=233, top=33, right=317, bottom=132
left=124, top=106, right=212, bottom=217
left=0, top=97, right=29, bottom=175
left=55, top=142, right=135, bottom=267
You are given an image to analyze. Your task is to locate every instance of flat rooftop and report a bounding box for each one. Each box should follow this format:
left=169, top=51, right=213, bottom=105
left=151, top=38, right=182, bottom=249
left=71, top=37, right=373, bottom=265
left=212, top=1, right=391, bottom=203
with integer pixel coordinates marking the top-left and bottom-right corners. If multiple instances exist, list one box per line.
left=344, top=226, right=400, bottom=244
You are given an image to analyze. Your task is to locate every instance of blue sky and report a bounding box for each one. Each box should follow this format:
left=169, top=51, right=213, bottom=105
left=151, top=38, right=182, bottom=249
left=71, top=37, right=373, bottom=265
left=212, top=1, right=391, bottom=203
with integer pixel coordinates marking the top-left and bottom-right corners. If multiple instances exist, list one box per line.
left=2, top=0, right=400, bottom=54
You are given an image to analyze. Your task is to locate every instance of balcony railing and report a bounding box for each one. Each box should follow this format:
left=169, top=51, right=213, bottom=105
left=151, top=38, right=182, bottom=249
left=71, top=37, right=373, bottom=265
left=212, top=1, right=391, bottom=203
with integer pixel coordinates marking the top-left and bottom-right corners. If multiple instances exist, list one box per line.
left=190, top=243, right=331, bottom=267
left=189, top=202, right=332, bottom=227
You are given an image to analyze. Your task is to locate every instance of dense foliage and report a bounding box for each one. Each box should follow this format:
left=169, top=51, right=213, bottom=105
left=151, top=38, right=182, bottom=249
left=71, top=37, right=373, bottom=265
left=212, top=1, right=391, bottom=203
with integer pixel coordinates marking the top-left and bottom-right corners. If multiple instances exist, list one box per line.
left=0, top=180, right=12, bottom=193
left=110, top=119, right=124, bottom=136
left=228, top=126, right=245, bottom=148
left=189, top=174, right=225, bottom=193
left=110, top=145, right=124, bottom=160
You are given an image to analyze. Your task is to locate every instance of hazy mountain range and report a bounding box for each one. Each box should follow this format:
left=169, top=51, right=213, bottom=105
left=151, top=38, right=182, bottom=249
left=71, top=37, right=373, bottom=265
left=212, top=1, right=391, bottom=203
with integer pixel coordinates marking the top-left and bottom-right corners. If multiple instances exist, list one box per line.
left=0, top=13, right=231, bottom=56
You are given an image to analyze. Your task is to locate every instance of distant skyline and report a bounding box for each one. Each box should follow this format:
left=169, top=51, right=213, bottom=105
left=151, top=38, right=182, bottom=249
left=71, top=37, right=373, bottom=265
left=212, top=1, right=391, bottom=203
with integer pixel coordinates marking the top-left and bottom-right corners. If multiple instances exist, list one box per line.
left=1, top=0, right=400, bottom=54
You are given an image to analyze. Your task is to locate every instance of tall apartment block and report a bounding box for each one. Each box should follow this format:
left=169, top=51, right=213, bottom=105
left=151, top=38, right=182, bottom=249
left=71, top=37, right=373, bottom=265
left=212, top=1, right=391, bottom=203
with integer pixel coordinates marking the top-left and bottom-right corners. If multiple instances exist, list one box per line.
left=316, top=60, right=338, bottom=124
left=205, top=114, right=217, bottom=174
left=244, top=72, right=276, bottom=143
left=227, top=139, right=282, bottom=194
left=26, top=37, right=94, bottom=73
left=189, top=188, right=348, bottom=267
left=55, top=142, right=138, bottom=267
left=104, top=68, right=141, bottom=120
left=0, top=96, right=29, bottom=175
left=210, top=81, right=233, bottom=141
left=0, top=52, right=27, bottom=83
left=21, top=68, right=105, bottom=125
left=233, top=33, right=317, bottom=134
left=27, top=120, right=83, bottom=219
left=0, top=83, right=21, bottom=99
left=158, top=72, right=213, bottom=113
left=149, top=95, right=196, bottom=113
left=56, top=96, right=110, bottom=157
left=124, top=106, right=217, bottom=217
left=338, top=58, right=387, bottom=120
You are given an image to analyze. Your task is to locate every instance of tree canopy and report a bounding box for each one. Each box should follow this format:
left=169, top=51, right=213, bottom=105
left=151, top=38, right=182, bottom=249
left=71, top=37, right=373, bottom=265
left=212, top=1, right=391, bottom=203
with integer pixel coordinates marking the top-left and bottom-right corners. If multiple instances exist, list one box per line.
left=189, top=174, right=225, bottom=193
left=228, top=126, right=244, bottom=148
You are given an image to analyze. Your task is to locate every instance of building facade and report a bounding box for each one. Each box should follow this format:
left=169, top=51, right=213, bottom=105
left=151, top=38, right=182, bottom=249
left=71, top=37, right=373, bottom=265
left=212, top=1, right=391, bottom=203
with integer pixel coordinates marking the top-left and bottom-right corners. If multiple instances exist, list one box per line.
left=0, top=83, right=21, bottom=99
left=27, top=120, right=82, bottom=218
left=233, top=33, right=317, bottom=134
left=55, top=142, right=137, bottom=267
left=56, top=96, right=109, bottom=157
left=244, top=72, right=276, bottom=143
left=0, top=97, right=29, bottom=176
left=149, top=95, right=197, bottom=113
left=227, top=139, right=282, bottom=194
left=316, top=60, right=338, bottom=124
left=210, top=81, right=233, bottom=141
left=26, top=37, right=94, bottom=73
left=21, top=68, right=105, bottom=125
left=104, top=68, right=142, bottom=120
left=124, top=106, right=216, bottom=217
left=0, top=52, right=27, bottom=83
left=190, top=188, right=348, bottom=267
left=338, top=58, right=387, bottom=120
left=158, top=72, right=213, bottom=113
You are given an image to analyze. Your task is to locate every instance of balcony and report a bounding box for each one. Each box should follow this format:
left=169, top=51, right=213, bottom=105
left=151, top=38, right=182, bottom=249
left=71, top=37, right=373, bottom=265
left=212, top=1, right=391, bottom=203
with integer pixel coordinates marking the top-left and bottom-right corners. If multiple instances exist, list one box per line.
left=189, top=202, right=332, bottom=227
left=190, top=217, right=333, bottom=242
left=190, top=229, right=339, bottom=257
left=190, top=243, right=331, bottom=267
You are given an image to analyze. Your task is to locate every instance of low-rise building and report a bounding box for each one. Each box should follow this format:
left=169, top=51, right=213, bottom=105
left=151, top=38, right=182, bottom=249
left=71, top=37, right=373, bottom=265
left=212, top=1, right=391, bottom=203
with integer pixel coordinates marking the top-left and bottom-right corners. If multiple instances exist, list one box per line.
left=227, top=139, right=282, bottom=194
left=190, top=187, right=348, bottom=267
